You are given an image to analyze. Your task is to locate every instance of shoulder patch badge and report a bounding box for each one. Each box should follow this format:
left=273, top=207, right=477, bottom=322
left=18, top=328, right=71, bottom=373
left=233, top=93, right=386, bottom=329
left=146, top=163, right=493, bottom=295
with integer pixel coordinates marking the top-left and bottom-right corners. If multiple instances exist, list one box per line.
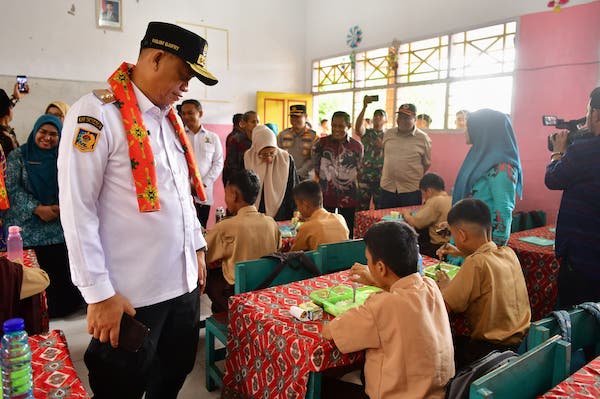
left=77, top=116, right=103, bottom=131
left=73, top=128, right=99, bottom=152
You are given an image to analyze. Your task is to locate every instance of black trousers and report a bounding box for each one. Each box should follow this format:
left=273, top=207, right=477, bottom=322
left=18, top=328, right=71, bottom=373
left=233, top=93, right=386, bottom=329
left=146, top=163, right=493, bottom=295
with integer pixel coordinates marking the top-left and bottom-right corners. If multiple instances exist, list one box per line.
left=379, top=189, right=422, bottom=209
left=84, top=287, right=200, bottom=399
left=556, top=258, right=600, bottom=308
left=325, top=206, right=356, bottom=239
left=194, top=203, right=211, bottom=228
left=205, top=267, right=234, bottom=313
left=32, top=243, right=84, bottom=318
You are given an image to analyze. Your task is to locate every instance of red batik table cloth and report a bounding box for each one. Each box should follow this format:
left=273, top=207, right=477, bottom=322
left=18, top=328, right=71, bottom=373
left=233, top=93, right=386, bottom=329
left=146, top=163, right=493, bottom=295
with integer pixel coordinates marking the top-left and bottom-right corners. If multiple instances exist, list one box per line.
left=353, top=205, right=422, bottom=238
left=507, top=225, right=558, bottom=322
left=222, top=271, right=363, bottom=399
left=2, top=249, right=49, bottom=332
left=538, top=355, right=600, bottom=398
left=30, top=329, right=89, bottom=398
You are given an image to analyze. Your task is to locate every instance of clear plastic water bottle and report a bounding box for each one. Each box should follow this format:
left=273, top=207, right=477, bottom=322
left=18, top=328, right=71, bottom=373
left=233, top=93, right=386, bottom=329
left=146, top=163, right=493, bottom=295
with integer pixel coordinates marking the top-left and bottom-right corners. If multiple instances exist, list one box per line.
left=417, top=244, right=423, bottom=275
left=1, top=318, right=34, bottom=399
left=6, top=226, right=23, bottom=265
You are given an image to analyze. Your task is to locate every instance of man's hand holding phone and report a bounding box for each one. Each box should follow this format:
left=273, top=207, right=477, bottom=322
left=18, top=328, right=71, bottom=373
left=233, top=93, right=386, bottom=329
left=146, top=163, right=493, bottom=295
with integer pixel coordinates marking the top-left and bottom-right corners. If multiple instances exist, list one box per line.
left=87, top=293, right=136, bottom=349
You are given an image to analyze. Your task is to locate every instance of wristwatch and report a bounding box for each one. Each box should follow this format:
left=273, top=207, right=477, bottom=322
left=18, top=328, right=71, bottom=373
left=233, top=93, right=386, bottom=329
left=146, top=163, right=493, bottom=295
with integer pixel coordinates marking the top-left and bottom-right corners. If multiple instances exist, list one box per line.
left=550, top=152, right=563, bottom=161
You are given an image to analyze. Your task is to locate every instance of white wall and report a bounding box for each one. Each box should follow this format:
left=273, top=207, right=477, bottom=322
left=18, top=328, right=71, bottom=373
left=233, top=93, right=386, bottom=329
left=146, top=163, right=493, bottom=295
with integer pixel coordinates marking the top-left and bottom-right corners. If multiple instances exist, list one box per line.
left=0, top=0, right=307, bottom=138
left=303, top=0, right=597, bottom=80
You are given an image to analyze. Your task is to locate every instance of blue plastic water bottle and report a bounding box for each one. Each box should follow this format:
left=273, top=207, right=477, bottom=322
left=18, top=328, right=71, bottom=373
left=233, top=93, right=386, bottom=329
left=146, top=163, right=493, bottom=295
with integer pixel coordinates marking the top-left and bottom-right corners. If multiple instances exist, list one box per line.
left=6, top=226, right=23, bottom=265
left=1, top=319, right=34, bottom=399
left=417, top=244, right=423, bottom=275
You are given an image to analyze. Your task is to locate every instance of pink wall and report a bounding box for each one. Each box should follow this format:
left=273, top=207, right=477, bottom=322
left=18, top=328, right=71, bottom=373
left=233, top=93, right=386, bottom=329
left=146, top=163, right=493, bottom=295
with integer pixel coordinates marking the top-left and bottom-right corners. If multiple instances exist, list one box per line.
left=203, top=123, right=232, bottom=229
left=427, top=2, right=600, bottom=224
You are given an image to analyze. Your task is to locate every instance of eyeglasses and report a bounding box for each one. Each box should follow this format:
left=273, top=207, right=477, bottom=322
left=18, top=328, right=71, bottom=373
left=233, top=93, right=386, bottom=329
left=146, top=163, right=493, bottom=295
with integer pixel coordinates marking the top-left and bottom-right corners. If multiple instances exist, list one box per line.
left=258, top=151, right=277, bottom=159
left=37, top=128, right=59, bottom=138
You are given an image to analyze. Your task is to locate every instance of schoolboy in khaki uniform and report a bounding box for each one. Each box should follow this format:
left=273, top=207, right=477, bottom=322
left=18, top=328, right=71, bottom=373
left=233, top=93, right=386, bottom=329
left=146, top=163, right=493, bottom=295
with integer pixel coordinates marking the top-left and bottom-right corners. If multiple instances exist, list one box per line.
left=322, top=221, right=455, bottom=399
left=437, top=198, right=531, bottom=369
left=291, top=180, right=349, bottom=251
left=403, top=172, right=452, bottom=258
left=205, top=170, right=281, bottom=313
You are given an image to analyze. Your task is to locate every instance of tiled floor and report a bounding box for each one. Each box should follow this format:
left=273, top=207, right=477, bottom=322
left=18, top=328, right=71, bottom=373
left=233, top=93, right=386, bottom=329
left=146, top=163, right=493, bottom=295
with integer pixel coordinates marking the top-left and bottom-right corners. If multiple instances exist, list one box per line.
left=49, top=294, right=222, bottom=398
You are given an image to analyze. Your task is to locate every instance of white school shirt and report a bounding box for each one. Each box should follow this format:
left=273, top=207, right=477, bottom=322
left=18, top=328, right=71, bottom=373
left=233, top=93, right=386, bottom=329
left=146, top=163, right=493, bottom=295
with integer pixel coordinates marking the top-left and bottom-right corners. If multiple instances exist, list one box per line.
left=58, top=83, right=206, bottom=308
left=185, top=125, right=224, bottom=206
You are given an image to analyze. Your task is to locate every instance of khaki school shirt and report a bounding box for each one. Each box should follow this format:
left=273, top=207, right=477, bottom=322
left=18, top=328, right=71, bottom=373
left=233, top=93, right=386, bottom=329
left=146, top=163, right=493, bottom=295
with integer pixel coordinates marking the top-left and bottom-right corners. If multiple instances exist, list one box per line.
left=206, top=205, right=281, bottom=285
left=442, top=242, right=531, bottom=345
left=328, top=274, right=455, bottom=399
left=20, top=267, right=50, bottom=299
left=380, top=127, right=432, bottom=193
left=290, top=208, right=349, bottom=251
left=409, top=193, right=452, bottom=244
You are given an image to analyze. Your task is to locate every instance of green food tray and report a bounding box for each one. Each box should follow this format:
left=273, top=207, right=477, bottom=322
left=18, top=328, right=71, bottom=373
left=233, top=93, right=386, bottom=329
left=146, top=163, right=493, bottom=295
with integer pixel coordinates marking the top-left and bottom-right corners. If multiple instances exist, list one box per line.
left=423, top=263, right=461, bottom=281
left=517, top=236, right=554, bottom=246
left=310, top=285, right=381, bottom=316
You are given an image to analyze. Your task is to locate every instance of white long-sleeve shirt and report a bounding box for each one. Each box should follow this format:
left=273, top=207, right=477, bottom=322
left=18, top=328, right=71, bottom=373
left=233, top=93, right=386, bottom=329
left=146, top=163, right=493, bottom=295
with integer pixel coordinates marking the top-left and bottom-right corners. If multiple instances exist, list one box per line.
left=185, top=125, right=224, bottom=205
left=58, top=84, right=206, bottom=308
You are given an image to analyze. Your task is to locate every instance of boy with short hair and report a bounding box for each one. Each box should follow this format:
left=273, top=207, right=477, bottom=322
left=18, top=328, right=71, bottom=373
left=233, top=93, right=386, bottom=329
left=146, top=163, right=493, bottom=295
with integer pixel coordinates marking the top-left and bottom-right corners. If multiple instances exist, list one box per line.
left=402, top=172, right=452, bottom=258
left=322, top=221, right=455, bottom=399
left=436, top=198, right=531, bottom=369
left=291, top=180, right=349, bottom=251
left=205, top=170, right=281, bottom=313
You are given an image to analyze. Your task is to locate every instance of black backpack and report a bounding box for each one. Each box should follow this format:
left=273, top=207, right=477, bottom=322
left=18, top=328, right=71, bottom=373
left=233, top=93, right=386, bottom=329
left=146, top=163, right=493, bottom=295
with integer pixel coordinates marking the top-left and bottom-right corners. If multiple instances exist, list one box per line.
left=444, top=350, right=518, bottom=399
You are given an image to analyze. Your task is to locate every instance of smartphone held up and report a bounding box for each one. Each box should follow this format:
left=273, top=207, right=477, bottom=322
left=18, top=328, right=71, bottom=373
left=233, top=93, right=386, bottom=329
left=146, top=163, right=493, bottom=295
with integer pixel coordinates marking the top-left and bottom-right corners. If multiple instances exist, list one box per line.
left=16, top=75, right=28, bottom=93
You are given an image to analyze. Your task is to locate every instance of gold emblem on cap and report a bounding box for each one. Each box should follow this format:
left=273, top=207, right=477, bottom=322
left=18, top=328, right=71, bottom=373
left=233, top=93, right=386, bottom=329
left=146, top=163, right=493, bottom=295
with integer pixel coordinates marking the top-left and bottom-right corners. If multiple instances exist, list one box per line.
left=402, top=104, right=409, bottom=109
left=197, top=44, right=208, bottom=67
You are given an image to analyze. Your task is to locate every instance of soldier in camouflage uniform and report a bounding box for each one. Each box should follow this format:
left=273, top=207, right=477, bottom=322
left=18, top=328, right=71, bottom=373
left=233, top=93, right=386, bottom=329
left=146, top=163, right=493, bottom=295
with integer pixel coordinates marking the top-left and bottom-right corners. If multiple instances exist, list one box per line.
left=277, top=104, right=317, bottom=181
left=355, top=95, right=387, bottom=210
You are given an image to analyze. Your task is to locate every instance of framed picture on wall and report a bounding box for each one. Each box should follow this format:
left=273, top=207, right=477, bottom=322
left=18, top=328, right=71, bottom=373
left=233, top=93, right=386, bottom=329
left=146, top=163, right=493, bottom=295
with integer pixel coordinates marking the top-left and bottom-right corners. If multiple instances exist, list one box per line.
left=97, top=0, right=122, bottom=30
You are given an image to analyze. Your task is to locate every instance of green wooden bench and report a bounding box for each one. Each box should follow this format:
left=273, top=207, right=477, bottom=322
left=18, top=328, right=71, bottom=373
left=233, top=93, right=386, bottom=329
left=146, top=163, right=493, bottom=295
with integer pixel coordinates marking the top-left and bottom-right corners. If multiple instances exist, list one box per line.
left=470, top=335, right=571, bottom=399
left=318, top=239, right=366, bottom=274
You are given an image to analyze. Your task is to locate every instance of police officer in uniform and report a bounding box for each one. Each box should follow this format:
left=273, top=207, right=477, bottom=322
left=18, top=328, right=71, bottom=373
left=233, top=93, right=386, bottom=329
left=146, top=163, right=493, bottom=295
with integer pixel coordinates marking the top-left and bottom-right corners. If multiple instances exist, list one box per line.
left=58, top=22, right=216, bottom=399
left=277, top=104, right=317, bottom=180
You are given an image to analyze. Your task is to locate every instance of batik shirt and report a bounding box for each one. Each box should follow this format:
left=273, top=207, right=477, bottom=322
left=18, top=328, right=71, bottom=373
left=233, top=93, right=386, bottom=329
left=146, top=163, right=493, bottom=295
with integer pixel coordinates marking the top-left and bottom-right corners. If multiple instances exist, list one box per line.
left=312, top=135, right=363, bottom=208
left=359, top=128, right=384, bottom=183
left=468, top=163, right=518, bottom=246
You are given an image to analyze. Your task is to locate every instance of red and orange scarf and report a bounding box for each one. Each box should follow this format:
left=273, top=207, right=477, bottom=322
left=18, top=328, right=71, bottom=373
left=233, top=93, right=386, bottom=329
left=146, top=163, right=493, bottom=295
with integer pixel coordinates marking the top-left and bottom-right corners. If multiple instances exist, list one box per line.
left=0, top=145, right=9, bottom=210
left=108, top=62, right=205, bottom=212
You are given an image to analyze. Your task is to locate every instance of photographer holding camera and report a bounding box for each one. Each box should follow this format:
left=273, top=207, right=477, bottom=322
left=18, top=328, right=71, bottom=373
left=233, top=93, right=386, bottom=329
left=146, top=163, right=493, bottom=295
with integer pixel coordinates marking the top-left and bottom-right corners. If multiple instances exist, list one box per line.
left=545, top=87, right=600, bottom=307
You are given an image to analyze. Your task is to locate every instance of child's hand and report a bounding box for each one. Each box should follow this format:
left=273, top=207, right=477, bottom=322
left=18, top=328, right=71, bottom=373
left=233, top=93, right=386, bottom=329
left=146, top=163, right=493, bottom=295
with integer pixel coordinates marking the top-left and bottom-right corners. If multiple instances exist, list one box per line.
left=349, top=263, right=375, bottom=286
left=435, top=270, right=451, bottom=289
left=436, top=243, right=463, bottom=259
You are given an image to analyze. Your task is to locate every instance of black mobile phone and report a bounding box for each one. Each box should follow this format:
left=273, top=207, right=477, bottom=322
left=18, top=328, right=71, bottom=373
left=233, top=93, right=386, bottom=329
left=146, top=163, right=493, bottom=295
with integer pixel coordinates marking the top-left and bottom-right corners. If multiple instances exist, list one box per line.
left=16, top=75, right=28, bottom=93
left=119, top=313, right=150, bottom=352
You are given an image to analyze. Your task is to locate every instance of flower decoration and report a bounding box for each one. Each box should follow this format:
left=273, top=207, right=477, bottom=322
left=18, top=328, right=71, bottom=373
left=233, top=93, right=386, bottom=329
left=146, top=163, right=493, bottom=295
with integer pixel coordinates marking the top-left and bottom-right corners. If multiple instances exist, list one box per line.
left=547, top=0, right=570, bottom=12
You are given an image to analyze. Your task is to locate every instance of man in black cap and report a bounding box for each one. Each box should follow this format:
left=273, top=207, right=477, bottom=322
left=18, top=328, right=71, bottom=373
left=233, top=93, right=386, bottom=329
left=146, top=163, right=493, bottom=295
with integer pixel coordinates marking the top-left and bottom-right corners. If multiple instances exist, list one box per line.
left=380, top=103, right=432, bottom=208
left=58, top=22, right=217, bottom=398
left=277, top=104, right=317, bottom=180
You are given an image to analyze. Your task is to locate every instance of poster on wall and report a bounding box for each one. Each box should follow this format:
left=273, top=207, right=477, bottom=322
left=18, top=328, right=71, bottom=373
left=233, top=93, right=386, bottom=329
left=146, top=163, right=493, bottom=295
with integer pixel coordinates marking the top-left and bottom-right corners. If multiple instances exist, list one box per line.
left=97, top=0, right=122, bottom=31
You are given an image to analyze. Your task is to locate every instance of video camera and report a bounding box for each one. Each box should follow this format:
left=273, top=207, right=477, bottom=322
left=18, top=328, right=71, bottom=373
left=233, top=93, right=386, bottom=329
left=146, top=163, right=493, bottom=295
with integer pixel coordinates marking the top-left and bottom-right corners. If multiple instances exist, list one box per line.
left=543, top=115, right=592, bottom=151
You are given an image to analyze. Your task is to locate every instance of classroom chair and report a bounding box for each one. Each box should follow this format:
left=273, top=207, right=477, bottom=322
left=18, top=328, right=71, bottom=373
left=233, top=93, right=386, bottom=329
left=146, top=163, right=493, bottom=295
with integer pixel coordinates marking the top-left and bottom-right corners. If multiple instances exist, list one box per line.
left=528, top=303, right=600, bottom=370
left=470, top=335, right=571, bottom=399
left=317, top=239, right=366, bottom=274
left=205, top=250, right=322, bottom=392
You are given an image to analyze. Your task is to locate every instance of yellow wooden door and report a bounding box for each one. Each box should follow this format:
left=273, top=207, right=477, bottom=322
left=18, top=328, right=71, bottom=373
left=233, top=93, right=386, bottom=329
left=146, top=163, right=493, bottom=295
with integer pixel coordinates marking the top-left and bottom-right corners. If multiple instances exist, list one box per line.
left=257, top=91, right=313, bottom=134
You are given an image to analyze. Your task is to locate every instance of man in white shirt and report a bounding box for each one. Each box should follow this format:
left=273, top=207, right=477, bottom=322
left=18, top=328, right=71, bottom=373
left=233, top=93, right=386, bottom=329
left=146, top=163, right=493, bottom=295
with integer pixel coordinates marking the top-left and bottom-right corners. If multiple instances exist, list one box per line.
left=181, top=99, right=224, bottom=227
left=58, top=22, right=217, bottom=399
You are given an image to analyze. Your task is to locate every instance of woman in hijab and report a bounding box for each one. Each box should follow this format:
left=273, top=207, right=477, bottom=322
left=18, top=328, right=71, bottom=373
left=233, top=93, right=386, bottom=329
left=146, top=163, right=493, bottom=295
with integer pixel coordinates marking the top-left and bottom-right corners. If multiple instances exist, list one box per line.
left=4, top=114, right=83, bottom=317
left=44, top=101, right=70, bottom=123
left=451, top=109, right=523, bottom=245
left=243, top=125, right=299, bottom=221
